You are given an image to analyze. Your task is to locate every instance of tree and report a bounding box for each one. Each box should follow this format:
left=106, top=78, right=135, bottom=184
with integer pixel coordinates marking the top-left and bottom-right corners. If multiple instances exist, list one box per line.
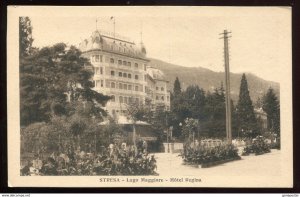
left=19, top=17, right=34, bottom=58
left=183, top=85, right=206, bottom=120
left=182, top=118, right=199, bottom=143
left=262, top=88, right=280, bottom=136
left=173, top=77, right=182, bottom=97
left=202, top=86, right=226, bottom=138
left=236, top=74, right=258, bottom=138
left=20, top=43, right=111, bottom=126
left=255, top=96, right=263, bottom=108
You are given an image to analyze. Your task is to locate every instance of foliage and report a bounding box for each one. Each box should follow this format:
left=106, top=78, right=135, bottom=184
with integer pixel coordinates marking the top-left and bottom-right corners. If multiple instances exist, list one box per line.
left=262, top=88, right=280, bottom=136
left=173, top=76, right=182, bottom=96
left=242, top=136, right=271, bottom=156
left=202, top=87, right=226, bottom=138
left=182, top=143, right=240, bottom=165
left=21, top=111, right=119, bottom=154
left=182, top=118, right=199, bottom=142
left=101, top=118, right=124, bottom=146
left=236, top=74, right=259, bottom=138
left=19, top=17, right=34, bottom=58
left=169, top=79, right=239, bottom=139
left=20, top=42, right=111, bottom=126
left=21, top=144, right=158, bottom=176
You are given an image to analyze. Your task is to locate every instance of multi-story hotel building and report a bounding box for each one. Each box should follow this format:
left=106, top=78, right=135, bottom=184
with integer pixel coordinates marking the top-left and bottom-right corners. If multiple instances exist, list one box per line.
left=79, top=30, right=170, bottom=118
left=145, top=67, right=171, bottom=111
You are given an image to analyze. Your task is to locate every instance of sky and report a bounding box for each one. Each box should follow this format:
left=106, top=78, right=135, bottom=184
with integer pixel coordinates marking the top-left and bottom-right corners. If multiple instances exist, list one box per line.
left=24, top=6, right=291, bottom=82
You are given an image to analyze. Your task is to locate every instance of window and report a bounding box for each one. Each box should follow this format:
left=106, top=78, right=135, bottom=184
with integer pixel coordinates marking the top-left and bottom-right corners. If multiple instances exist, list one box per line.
left=135, top=63, right=138, bottom=68
left=95, top=67, right=100, bottom=75
left=111, top=71, right=115, bottom=76
left=110, top=58, right=114, bottom=63
left=123, top=61, right=127, bottom=66
left=161, top=87, right=164, bottom=91
left=167, top=96, right=169, bottom=101
left=100, top=67, right=103, bottom=74
left=95, top=55, right=100, bottom=62
left=124, top=97, right=128, bottom=104
left=123, top=73, right=127, bottom=78
left=119, top=96, right=123, bottom=103
left=156, top=87, right=159, bottom=90
left=119, top=83, right=123, bottom=89
left=135, top=75, right=139, bottom=80
left=119, top=72, right=122, bottom=77
left=118, top=60, right=122, bottom=65
left=128, top=85, right=132, bottom=90
left=111, top=82, right=115, bottom=88
left=96, top=80, right=100, bottom=87
left=144, top=64, right=146, bottom=71
left=129, top=97, right=133, bottom=103
left=101, top=80, right=104, bottom=87
left=156, top=96, right=159, bottom=100
left=124, top=48, right=126, bottom=53
left=93, top=55, right=102, bottom=62
left=128, top=62, right=131, bottom=67
left=161, top=96, right=164, bottom=101
left=128, top=74, right=132, bottom=78
left=123, top=84, right=127, bottom=90
left=135, top=98, right=139, bottom=103
left=111, top=95, right=115, bottom=102
left=135, top=86, right=139, bottom=91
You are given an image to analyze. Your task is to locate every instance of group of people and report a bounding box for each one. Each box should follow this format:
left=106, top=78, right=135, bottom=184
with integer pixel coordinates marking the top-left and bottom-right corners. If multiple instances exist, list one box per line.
left=21, top=140, right=158, bottom=176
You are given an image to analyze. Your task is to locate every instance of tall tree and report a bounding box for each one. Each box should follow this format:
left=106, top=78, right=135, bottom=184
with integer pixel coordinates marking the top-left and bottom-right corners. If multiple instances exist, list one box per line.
left=19, top=17, right=34, bottom=58
left=173, top=77, right=182, bottom=97
left=183, top=85, right=206, bottom=120
left=262, top=88, right=280, bottom=136
left=20, top=43, right=111, bottom=126
left=236, top=74, right=258, bottom=137
left=202, top=86, right=226, bottom=138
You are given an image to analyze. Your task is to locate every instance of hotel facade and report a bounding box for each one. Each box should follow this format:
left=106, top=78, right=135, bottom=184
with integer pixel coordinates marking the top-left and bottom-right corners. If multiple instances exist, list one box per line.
left=79, top=30, right=170, bottom=118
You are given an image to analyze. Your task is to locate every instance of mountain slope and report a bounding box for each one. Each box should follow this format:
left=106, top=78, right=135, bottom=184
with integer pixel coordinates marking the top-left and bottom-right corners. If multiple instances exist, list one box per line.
left=148, top=58, right=280, bottom=103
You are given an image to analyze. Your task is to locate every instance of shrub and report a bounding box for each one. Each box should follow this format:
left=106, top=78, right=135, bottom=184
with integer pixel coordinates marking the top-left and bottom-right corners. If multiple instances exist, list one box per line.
left=242, top=136, right=271, bottom=156
left=182, top=143, right=240, bottom=165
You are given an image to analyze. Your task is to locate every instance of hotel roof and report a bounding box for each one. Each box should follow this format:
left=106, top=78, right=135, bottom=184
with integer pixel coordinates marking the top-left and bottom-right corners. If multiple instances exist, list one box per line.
left=79, top=30, right=147, bottom=60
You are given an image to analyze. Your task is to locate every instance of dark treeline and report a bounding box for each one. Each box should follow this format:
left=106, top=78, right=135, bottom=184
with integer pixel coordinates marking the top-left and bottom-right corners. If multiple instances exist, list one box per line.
left=168, top=76, right=280, bottom=140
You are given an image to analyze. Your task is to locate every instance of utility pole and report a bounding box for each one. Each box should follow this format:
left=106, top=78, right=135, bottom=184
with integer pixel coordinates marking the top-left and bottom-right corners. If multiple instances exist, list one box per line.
left=220, top=30, right=232, bottom=144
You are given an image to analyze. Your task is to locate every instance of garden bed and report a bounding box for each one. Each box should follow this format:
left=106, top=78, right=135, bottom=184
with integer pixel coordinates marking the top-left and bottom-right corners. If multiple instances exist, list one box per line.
left=201, top=156, right=241, bottom=168
left=183, top=156, right=241, bottom=168
left=181, top=143, right=241, bottom=168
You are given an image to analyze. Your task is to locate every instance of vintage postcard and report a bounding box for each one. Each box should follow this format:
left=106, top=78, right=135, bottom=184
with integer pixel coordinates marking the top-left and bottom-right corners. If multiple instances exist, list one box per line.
left=7, top=6, right=293, bottom=187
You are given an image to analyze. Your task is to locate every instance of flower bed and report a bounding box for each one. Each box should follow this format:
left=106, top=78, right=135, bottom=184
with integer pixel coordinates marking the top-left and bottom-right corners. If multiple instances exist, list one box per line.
left=182, top=143, right=241, bottom=168
left=20, top=145, right=158, bottom=176
left=242, top=136, right=271, bottom=156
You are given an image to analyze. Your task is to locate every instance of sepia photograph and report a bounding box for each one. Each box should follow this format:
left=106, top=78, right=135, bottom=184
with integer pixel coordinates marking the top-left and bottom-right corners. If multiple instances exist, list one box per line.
left=7, top=6, right=293, bottom=188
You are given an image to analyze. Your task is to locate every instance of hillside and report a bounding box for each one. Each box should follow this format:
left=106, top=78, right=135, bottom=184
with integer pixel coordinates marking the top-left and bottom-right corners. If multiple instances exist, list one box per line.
left=148, top=58, right=280, bottom=103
